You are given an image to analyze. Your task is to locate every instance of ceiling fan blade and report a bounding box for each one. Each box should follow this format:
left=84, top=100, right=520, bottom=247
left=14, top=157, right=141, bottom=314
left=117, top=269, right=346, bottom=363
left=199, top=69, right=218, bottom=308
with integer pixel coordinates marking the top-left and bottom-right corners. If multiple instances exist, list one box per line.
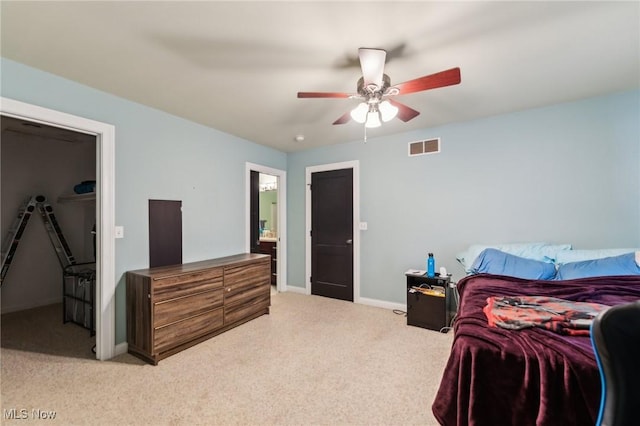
left=332, top=111, right=352, bottom=125
left=359, top=48, right=386, bottom=87
left=388, top=99, right=420, bottom=122
left=297, top=92, right=351, bottom=98
left=394, top=67, right=461, bottom=95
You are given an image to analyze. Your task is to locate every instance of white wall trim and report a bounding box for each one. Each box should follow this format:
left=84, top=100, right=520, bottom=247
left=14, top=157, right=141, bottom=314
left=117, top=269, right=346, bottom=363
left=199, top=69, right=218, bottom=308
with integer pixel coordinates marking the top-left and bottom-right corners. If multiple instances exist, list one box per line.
left=1, top=97, right=116, bottom=361
left=305, top=160, right=360, bottom=302
left=358, top=297, right=406, bottom=312
left=245, top=162, right=287, bottom=292
left=284, top=285, right=307, bottom=295
left=114, top=341, right=128, bottom=357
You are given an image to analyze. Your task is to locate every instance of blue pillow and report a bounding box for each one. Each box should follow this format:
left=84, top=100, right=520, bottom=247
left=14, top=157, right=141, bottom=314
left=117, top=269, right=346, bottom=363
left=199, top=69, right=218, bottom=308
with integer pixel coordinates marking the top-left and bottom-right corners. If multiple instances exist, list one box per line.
left=470, top=248, right=557, bottom=280
left=556, top=252, right=640, bottom=280
left=456, top=242, right=572, bottom=273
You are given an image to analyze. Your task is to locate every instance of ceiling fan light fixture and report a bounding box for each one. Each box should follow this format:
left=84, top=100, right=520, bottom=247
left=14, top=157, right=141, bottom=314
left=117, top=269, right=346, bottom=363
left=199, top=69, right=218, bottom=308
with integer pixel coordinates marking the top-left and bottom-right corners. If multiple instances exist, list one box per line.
left=365, top=110, right=382, bottom=128
left=298, top=48, right=461, bottom=131
left=350, top=102, right=368, bottom=123
left=379, top=100, right=398, bottom=122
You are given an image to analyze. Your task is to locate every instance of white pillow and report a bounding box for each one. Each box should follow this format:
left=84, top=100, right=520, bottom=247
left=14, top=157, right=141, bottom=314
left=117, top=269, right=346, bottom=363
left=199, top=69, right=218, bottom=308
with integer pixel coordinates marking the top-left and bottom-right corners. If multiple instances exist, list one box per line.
left=555, top=248, right=639, bottom=265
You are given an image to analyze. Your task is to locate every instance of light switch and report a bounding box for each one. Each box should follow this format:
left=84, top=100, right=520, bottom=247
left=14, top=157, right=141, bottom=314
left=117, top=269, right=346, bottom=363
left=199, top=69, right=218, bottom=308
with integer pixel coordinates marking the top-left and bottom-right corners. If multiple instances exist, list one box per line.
left=115, top=226, right=124, bottom=239
left=359, top=222, right=368, bottom=231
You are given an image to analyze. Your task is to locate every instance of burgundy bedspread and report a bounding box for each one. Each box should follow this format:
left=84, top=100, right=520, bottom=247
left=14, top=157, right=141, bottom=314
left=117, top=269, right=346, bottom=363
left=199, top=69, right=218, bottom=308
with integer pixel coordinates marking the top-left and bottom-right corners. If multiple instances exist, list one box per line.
left=432, top=274, right=640, bottom=426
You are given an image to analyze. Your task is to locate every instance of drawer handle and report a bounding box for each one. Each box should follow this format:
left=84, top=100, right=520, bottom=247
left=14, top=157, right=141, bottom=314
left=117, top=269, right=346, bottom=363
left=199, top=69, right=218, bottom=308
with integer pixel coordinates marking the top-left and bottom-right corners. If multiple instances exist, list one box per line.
left=226, top=287, right=231, bottom=292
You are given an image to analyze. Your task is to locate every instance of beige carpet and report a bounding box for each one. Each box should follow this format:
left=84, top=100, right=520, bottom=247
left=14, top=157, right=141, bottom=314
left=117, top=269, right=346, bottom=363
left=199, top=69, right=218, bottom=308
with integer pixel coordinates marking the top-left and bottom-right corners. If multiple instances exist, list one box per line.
left=1, top=292, right=453, bottom=425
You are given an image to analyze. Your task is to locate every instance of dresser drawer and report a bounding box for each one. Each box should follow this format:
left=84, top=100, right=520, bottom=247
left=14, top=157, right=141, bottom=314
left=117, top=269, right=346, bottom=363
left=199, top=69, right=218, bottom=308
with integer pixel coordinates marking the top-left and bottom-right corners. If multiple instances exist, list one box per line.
left=154, top=288, right=223, bottom=328
left=153, top=267, right=223, bottom=302
left=225, top=259, right=270, bottom=286
left=224, top=290, right=270, bottom=325
left=224, top=278, right=269, bottom=307
left=154, top=307, right=223, bottom=353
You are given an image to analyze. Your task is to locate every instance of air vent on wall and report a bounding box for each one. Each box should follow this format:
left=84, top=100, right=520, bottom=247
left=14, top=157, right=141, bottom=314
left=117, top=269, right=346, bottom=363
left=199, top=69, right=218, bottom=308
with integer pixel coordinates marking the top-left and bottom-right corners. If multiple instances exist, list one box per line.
left=408, top=138, right=440, bottom=157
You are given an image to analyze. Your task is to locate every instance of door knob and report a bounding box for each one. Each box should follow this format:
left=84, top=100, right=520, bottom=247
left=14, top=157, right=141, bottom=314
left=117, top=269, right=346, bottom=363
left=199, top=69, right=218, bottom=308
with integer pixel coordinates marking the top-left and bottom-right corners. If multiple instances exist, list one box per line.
left=346, top=239, right=353, bottom=245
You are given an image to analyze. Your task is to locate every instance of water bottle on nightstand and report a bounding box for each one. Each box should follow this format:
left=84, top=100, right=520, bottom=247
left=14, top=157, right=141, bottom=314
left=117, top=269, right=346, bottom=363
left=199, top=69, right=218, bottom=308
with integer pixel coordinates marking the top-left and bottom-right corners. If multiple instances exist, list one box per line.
left=427, top=253, right=435, bottom=278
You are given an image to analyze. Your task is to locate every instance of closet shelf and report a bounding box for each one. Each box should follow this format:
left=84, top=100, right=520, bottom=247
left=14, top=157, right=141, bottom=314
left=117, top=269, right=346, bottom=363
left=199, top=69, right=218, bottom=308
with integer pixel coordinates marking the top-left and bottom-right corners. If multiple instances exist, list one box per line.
left=58, top=192, right=96, bottom=202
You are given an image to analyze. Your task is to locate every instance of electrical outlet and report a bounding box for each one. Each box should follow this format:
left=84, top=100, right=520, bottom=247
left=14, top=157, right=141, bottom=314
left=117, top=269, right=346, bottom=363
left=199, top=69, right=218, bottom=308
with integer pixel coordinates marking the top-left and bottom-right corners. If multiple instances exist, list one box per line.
left=359, top=222, right=368, bottom=230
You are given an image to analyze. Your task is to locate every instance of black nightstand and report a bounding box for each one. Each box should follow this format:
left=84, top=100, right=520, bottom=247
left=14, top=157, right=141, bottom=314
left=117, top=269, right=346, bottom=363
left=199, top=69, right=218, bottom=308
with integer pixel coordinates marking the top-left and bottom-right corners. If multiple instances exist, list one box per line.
left=405, top=272, right=451, bottom=332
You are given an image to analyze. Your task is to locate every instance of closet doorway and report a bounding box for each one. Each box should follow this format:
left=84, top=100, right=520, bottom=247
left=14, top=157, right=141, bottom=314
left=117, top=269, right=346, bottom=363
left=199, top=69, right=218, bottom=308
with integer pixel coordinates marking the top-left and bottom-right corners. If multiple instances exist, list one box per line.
left=1, top=115, right=97, bottom=357
left=0, top=97, right=116, bottom=361
left=245, top=163, right=287, bottom=293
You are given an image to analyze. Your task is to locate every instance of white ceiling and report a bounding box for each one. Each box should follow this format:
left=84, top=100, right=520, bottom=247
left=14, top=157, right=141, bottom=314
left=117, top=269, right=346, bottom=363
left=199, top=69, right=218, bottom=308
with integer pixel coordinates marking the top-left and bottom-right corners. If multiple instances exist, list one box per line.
left=1, top=1, right=638, bottom=153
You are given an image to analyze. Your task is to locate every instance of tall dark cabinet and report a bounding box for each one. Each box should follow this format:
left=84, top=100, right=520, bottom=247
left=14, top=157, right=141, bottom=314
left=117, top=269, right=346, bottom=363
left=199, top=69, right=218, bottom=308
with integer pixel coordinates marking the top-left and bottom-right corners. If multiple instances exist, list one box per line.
left=258, top=240, right=277, bottom=285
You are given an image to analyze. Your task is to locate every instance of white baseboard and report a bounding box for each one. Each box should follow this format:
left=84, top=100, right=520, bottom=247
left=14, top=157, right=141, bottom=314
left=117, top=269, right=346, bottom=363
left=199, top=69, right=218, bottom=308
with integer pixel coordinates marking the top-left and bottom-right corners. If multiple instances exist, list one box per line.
left=284, top=285, right=307, bottom=294
left=283, top=286, right=406, bottom=312
left=358, top=296, right=406, bottom=312
left=114, top=342, right=128, bottom=357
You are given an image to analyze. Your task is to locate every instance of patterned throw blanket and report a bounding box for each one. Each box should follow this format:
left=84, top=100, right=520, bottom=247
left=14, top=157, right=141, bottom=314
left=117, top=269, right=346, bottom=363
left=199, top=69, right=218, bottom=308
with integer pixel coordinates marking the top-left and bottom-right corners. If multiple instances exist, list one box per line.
left=483, top=295, right=609, bottom=336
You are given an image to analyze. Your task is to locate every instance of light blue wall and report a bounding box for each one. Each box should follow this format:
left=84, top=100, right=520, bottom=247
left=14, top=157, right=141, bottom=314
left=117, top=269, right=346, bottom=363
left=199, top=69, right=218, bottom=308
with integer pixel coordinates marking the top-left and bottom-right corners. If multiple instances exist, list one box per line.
left=3, top=57, right=639, bottom=342
left=287, top=90, right=640, bottom=303
left=1, top=58, right=287, bottom=343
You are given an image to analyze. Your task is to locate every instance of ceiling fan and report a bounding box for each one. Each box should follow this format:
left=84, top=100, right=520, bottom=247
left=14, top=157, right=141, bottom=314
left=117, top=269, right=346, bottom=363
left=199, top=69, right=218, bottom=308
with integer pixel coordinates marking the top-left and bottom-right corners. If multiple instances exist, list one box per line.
left=297, top=48, right=461, bottom=128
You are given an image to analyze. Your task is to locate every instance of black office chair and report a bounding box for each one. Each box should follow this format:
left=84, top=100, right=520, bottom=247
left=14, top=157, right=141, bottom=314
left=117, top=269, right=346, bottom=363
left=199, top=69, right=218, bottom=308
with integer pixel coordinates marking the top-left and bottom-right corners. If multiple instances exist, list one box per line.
left=590, top=300, right=640, bottom=426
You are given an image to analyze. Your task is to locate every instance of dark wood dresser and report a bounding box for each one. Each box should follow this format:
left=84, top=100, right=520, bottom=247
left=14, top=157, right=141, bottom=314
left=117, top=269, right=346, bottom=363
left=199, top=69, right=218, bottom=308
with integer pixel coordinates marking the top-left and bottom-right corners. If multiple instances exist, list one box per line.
left=126, top=253, right=270, bottom=364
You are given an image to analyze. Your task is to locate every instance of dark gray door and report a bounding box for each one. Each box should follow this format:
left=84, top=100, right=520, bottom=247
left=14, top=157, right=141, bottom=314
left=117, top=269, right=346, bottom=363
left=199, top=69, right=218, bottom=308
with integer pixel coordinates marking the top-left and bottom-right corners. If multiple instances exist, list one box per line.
left=311, top=168, right=354, bottom=301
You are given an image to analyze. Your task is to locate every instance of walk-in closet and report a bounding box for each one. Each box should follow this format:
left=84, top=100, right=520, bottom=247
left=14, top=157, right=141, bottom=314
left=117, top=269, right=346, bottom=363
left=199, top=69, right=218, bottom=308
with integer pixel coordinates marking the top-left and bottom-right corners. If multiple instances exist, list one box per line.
left=1, top=115, right=97, bottom=358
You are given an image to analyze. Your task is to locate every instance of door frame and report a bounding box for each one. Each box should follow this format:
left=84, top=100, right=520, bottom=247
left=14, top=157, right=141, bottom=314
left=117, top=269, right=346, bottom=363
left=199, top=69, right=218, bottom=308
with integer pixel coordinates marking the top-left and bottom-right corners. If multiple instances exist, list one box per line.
left=305, top=160, right=360, bottom=302
left=245, top=162, right=287, bottom=292
left=1, top=97, right=116, bottom=361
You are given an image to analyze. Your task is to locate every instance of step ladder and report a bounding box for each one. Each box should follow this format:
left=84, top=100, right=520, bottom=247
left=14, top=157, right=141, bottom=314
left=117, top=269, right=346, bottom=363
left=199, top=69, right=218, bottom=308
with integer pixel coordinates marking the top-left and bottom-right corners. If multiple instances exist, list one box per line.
left=1, top=196, right=38, bottom=283
left=1, top=195, right=76, bottom=285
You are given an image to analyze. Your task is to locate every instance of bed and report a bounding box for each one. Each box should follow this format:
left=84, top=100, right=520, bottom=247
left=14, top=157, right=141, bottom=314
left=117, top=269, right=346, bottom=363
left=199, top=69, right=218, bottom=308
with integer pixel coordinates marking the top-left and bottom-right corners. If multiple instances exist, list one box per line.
left=431, top=246, right=640, bottom=426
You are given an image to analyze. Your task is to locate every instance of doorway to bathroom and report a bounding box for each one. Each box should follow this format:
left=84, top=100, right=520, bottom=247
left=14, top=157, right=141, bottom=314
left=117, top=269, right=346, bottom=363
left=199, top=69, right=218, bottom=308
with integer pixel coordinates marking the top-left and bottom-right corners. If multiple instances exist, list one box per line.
left=245, top=163, right=287, bottom=293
